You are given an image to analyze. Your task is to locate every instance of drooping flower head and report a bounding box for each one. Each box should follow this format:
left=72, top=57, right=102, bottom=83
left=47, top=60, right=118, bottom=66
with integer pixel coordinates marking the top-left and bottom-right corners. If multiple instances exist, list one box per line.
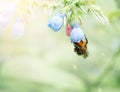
left=48, top=14, right=65, bottom=32
left=70, top=23, right=85, bottom=42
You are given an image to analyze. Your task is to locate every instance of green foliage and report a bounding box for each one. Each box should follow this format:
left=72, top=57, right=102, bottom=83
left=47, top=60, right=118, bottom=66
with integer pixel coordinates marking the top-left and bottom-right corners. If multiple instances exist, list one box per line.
left=50, top=0, right=108, bottom=24
left=108, top=10, right=120, bottom=21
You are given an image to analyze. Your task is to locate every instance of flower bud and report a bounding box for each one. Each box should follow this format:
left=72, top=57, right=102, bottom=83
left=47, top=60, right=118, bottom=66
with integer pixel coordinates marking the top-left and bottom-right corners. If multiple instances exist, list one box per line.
left=65, top=25, right=72, bottom=36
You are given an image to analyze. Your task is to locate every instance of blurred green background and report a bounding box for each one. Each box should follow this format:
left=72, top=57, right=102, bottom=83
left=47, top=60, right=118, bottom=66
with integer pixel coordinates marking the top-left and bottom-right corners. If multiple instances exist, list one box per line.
left=0, top=0, right=120, bottom=92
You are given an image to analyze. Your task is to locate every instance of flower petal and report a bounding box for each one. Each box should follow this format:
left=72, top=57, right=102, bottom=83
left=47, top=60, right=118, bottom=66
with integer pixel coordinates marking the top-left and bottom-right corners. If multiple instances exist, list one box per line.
left=70, top=27, right=85, bottom=42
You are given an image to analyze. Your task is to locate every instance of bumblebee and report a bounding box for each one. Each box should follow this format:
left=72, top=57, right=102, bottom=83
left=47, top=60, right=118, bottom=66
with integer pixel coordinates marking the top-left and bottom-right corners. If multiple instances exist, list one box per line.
left=73, top=36, right=88, bottom=58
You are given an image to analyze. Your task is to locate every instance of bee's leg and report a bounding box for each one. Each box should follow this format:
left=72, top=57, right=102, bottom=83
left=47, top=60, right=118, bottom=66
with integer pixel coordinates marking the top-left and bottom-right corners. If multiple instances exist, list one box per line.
left=74, top=46, right=78, bottom=52
left=74, top=47, right=82, bottom=55
left=85, top=35, right=88, bottom=44
left=73, top=43, right=82, bottom=55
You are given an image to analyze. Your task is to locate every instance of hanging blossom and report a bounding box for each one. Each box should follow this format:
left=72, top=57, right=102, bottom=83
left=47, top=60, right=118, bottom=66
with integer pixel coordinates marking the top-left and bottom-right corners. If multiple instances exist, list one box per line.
left=70, top=23, right=86, bottom=43
left=48, top=13, right=86, bottom=43
left=48, top=14, right=65, bottom=32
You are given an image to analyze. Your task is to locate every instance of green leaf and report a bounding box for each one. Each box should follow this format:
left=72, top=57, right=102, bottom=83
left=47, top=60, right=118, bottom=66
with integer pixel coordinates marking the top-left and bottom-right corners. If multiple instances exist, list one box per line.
left=108, top=10, right=120, bottom=21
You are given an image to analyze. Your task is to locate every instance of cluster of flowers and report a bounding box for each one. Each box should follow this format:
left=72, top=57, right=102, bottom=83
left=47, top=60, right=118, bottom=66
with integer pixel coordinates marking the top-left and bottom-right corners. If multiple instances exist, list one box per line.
left=48, top=14, right=86, bottom=43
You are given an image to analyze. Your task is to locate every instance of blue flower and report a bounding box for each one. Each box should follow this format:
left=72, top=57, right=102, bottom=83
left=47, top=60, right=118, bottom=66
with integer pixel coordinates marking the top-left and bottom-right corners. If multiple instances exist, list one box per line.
left=70, top=23, right=85, bottom=42
left=48, top=14, right=64, bottom=32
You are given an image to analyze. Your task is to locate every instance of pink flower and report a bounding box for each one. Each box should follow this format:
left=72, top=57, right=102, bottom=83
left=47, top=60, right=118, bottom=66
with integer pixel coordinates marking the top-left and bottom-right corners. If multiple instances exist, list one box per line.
left=65, top=25, right=72, bottom=36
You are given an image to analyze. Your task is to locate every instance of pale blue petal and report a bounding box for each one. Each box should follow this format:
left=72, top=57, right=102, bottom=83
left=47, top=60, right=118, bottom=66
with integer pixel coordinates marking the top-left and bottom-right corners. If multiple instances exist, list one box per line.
left=70, top=27, right=85, bottom=42
left=48, top=15, right=63, bottom=32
